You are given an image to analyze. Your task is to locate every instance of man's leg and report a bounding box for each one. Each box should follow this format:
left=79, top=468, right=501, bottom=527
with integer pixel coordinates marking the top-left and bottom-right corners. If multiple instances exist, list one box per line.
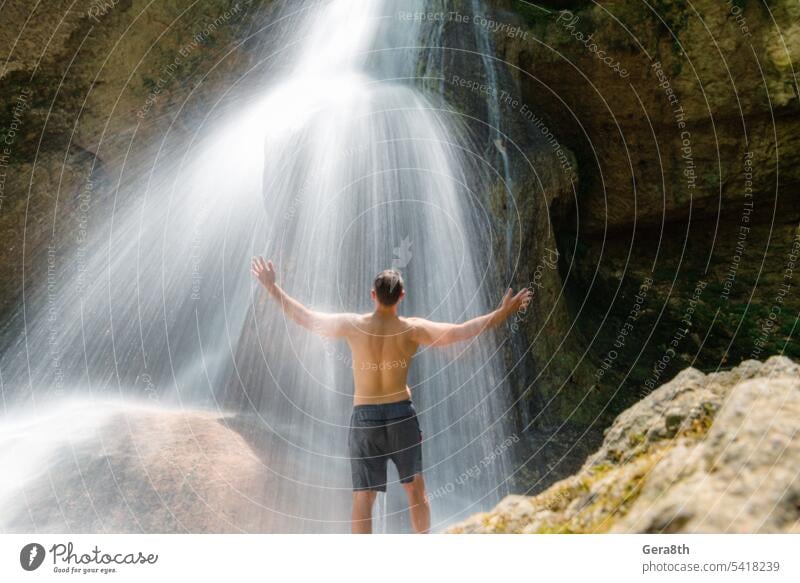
left=402, top=475, right=430, bottom=534
left=351, top=490, right=377, bottom=534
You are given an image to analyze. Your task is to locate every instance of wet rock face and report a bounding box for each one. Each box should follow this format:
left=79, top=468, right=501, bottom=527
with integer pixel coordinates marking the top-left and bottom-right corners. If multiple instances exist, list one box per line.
left=479, top=0, right=800, bottom=443
left=493, top=0, right=800, bottom=230
left=0, top=0, right=274, bottom=337
left=447, top=356, right=800, bottom=533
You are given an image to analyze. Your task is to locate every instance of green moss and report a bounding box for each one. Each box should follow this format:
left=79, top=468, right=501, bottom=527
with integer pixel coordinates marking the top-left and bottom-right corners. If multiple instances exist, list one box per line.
left=627, top=432, right=646, bottom=447
left=534, top=523, right=576, bottom=534
left=588, top=462, right=614, bottom=476
left=539, top=450, right=662, bottom=533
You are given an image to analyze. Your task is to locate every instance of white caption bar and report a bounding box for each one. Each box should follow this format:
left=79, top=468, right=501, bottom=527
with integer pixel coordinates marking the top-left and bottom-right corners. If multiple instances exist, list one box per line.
left=1, top=534, right=797, bottom=582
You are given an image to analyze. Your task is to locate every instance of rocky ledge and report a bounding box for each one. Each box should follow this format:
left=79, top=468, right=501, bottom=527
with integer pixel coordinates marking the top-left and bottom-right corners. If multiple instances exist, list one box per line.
left=448, top=356, right=800, bottom=534
left=4, top=406, right=272, bottom=533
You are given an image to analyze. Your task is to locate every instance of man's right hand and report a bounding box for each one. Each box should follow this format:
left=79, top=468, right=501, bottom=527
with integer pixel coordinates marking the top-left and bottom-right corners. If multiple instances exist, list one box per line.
left=251, top=256, right=277, bottom=291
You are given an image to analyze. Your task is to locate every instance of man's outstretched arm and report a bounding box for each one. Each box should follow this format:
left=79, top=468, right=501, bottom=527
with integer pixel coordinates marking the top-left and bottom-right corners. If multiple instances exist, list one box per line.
left=250, top=256, right=355, bottom=338
left=409, top=288, right=532, bottom=347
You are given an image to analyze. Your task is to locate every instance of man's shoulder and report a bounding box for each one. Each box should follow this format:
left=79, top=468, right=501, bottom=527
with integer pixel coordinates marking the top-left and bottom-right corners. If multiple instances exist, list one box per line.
left=348, top=313, right=378, bottom=330
left=399, top=316, right=426, bottom=334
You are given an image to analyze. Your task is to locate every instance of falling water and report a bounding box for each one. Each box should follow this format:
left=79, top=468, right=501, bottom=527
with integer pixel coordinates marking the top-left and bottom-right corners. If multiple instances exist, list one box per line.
left=467, top=0, right=533, bottom=432
left=0, top=0, right=514, bottom=532
left=470, top=0, right=516, bottom=282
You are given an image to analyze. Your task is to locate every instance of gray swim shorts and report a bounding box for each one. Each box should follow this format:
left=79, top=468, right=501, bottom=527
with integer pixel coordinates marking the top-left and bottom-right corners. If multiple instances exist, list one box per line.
left=348, top=399, right=423, bottom=492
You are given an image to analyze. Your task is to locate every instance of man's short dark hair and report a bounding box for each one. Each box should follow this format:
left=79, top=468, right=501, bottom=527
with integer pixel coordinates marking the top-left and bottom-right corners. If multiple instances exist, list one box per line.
left=374, top=269, right=404, bottom=306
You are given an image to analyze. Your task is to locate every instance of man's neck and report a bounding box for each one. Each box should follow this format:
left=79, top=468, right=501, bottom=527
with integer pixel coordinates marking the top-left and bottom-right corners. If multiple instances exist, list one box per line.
left=373, top=305, right=398, bottom=318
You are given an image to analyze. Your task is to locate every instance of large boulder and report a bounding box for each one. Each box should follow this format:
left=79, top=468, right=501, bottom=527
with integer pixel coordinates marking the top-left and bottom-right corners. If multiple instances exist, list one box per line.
left=2, top=405, right=274, bottom=533
left=447, top=356, right=800, bottom=533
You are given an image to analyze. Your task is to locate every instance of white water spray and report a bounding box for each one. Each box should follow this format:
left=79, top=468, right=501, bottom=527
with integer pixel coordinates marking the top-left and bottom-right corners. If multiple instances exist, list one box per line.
left=0, top=0, right=515, bottom=532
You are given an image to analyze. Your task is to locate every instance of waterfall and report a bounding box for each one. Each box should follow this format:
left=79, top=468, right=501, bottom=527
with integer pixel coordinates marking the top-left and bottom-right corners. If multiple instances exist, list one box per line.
left=467, top=0, right=532, bottom=433
left=0, top=0, right=515, bottom=533
left=470, top=0, right=516, bottom=282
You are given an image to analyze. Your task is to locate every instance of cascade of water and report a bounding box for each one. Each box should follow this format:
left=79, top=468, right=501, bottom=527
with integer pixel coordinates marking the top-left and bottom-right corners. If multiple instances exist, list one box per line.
left=0, top=0, right=516, bottom=532
left=467, top=0, right=533, bottom=435
left=469, top=0, right=515, bottom=283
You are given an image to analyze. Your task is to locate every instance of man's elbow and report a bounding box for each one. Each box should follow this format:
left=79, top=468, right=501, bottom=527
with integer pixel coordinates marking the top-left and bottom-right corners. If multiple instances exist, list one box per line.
left=289, top=311, right=314, bottom=331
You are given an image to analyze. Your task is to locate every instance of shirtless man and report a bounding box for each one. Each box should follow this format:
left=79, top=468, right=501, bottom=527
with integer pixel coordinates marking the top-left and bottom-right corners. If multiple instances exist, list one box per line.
left=250, top=257, right=532, bottom=534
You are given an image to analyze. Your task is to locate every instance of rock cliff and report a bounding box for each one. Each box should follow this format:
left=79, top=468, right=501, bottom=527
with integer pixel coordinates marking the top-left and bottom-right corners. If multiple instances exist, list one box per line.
left=477, top=0, right=800, bottom=492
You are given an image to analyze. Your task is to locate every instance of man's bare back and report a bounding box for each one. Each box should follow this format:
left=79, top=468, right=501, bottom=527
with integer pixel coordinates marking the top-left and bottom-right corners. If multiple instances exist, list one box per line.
left=346, top=313, right=418, bottom=405
left=250, top=257, right=531, bottom=533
